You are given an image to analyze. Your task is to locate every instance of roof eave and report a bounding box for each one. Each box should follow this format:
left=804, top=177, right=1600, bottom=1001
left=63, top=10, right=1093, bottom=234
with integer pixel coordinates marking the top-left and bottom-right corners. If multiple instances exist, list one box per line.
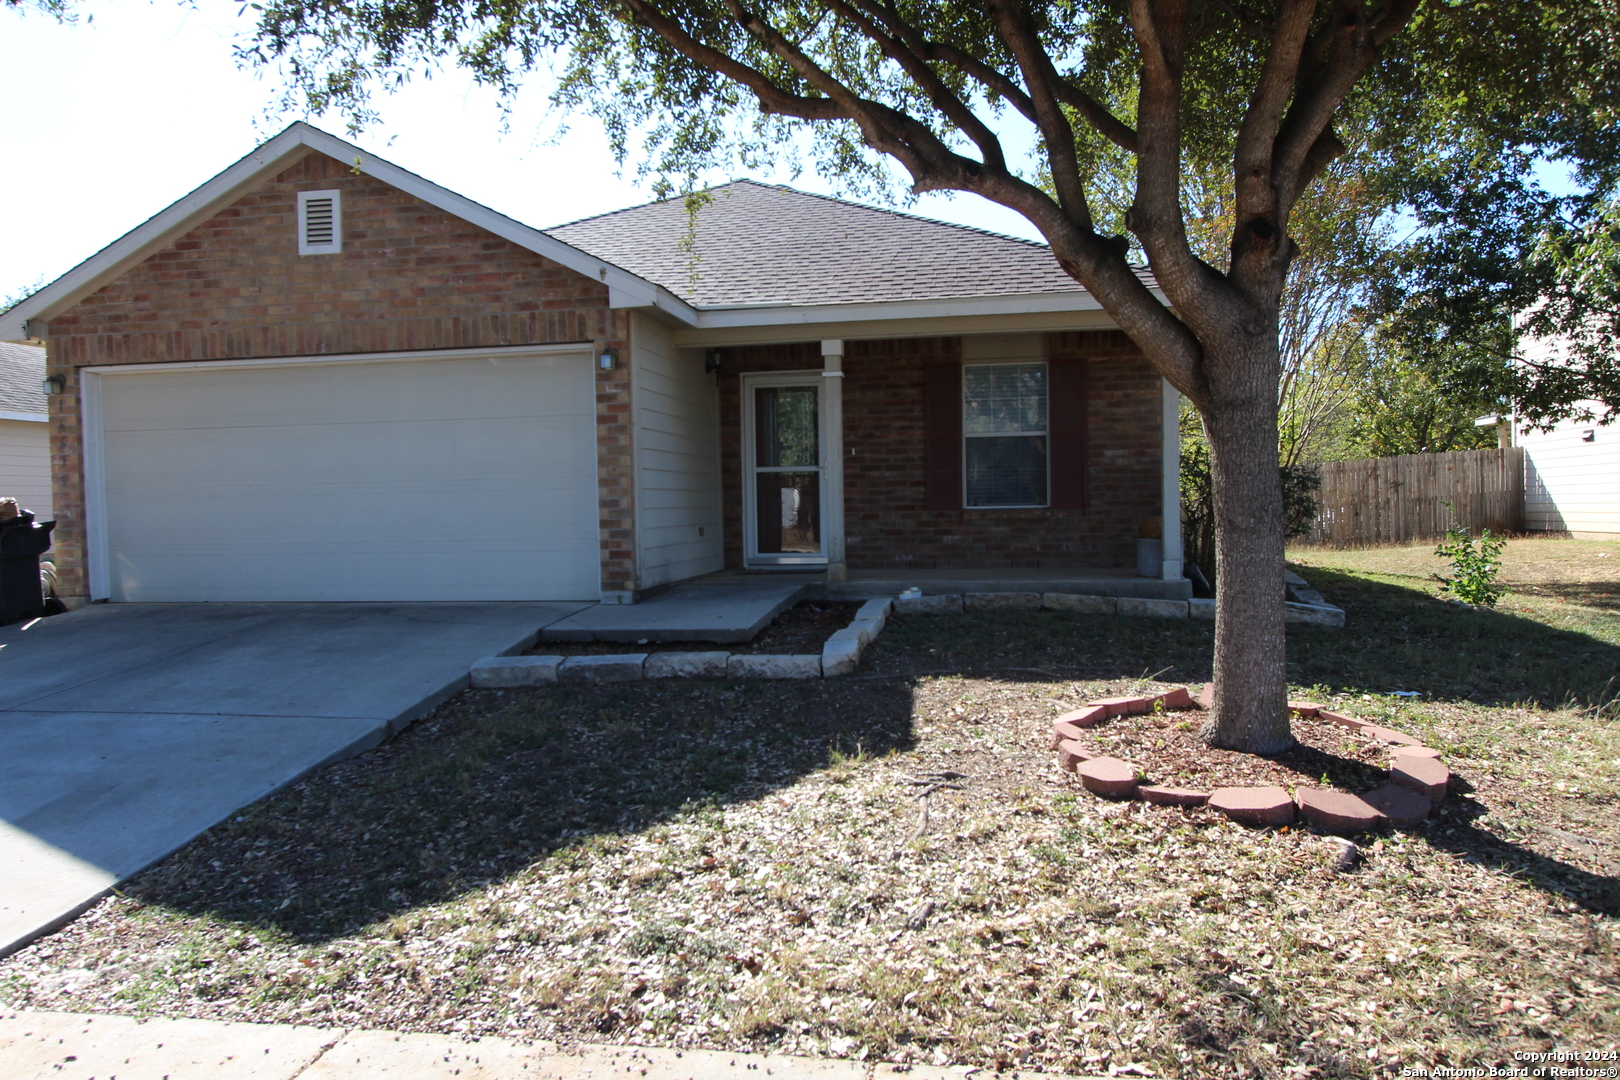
left=0, top=122, right=693, bottom=344
left=689, top=287, right=1169, bottom=330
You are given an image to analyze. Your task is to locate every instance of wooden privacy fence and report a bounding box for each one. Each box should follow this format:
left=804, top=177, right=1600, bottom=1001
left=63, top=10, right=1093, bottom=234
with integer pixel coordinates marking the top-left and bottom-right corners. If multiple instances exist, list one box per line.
left=1308, top=447, right=1525, bottom=546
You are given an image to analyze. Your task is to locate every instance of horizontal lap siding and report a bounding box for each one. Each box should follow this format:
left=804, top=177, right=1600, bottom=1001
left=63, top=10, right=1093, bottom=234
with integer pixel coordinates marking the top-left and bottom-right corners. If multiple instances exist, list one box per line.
left=1522, top=416, right=1620, bottom=535
left=42, top=151, right=629, bottom=599
left=633, top=313, right=723, bottom=588
left=0, top=419, right=52, bottom=522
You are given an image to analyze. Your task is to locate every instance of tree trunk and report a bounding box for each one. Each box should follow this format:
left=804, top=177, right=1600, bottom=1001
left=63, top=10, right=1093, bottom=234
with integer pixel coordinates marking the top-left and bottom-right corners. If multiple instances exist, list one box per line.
left=1200, top=334, right=1293, bottom=755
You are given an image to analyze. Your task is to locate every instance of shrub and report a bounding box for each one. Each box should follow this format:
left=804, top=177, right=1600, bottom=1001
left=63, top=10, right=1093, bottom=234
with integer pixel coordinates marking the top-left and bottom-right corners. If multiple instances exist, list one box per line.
left=1433, top=515, right=1508, bottom=607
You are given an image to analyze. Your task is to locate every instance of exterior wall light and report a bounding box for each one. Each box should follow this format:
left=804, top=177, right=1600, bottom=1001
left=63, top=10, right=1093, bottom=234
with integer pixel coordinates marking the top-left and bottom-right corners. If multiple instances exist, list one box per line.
left=598, top=348, right=617, bottom=371
left=42, top=374, right=66, bottom=396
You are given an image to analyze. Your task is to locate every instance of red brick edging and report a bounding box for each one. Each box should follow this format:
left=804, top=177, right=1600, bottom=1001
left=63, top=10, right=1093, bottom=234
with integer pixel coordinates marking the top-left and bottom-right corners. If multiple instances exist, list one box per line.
left=1050, top=686, right=1450, bottom=834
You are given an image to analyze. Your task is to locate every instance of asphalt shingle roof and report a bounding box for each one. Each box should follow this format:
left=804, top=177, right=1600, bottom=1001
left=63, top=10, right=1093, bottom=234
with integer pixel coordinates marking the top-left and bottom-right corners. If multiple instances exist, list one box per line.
left=546, top=180, right=1119, bottom=309
left=0, top=342, right=45, bottom=415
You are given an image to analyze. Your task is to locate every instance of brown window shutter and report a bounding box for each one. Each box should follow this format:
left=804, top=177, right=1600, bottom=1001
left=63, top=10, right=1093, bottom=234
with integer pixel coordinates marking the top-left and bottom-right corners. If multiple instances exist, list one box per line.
left=1049, top=357, right=1089, bottom=509
left=923, top=362, right=962, bottom=511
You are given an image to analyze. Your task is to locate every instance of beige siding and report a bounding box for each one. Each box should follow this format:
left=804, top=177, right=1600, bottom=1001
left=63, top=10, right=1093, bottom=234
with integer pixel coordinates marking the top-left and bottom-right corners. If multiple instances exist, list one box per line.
left=632, top=313, right=724, bottom=588
left=1522, top=408, right=1620, bottom=538
left=0, top=417, right=51, bottom=522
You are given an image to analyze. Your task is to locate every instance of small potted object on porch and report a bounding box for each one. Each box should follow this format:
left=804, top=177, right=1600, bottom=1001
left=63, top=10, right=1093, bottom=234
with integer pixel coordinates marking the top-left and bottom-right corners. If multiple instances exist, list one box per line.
left=1136, top=517, right=1163, bottom=578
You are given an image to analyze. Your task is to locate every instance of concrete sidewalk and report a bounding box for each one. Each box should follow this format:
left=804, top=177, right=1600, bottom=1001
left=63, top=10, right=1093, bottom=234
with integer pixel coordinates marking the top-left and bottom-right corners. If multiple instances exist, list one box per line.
left=0, top=602, right=586, bottom=959
left=0, top=1010, right=1096, bottom=1080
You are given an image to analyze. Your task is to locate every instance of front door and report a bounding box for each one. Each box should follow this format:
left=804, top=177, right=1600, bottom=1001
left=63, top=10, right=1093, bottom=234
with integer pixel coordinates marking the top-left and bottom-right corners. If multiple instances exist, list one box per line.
left=743, top=373, right=826, bottom=566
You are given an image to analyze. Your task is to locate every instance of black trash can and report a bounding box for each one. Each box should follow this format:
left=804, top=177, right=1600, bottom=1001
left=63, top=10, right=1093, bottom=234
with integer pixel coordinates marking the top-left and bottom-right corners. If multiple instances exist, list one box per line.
left=0, top=509, right=56, bottom=625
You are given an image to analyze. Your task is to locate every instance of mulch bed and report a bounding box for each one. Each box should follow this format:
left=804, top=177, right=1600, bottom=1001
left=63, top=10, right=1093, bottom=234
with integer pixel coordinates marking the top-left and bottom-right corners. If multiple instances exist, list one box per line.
left=525, top=601, right=864, bottom=657
left=1078, top=710, right=1393, bottom=794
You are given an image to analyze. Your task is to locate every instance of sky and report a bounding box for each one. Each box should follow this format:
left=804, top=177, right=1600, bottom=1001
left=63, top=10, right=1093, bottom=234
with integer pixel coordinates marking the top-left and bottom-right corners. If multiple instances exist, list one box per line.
left=0, top=0, right=1047, bottom=306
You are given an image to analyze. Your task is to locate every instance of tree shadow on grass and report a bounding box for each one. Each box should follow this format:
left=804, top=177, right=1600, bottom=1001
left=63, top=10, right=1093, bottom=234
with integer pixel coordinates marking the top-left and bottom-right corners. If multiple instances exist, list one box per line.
left=121, top=678, right=918, bottom=944
left=1283, top=568, right=1620, bottom=712
left=869, top=580, right=1620, bottom=915
left=1411, top=784, right=1618, bottom=917
left=1510, top=580, right=1620, bottom=612
left=120, top=569, right=1618, bottom=942
left=867, top=568, right=1620, bottom=714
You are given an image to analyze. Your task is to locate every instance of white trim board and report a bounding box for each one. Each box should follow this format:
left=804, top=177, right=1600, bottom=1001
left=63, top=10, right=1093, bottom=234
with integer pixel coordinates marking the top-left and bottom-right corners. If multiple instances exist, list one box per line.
left=82, top=341, right=594, bottom=377
left=695, top=289, right=1109, bottom=331
left=0, top=410, right=45, bottom=423
left=0, top=122, right=697, bottom=343
left=672, top=307, right=1124, bottom=349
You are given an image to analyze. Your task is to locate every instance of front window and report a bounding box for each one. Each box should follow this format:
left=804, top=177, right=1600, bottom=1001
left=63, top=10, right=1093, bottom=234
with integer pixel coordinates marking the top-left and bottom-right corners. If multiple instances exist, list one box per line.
left=963, top=362, right=1048, bottom=507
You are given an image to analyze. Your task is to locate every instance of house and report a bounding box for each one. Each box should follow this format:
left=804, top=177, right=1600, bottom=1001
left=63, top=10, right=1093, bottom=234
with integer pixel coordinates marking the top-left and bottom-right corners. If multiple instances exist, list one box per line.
left=0, top=341, right=51, bottom=523
left=1508, top=326, right=1620, bottom=541
left=0, top=122, right=1186, bottom=607
left=1517, top=410, right=1619, bottom=540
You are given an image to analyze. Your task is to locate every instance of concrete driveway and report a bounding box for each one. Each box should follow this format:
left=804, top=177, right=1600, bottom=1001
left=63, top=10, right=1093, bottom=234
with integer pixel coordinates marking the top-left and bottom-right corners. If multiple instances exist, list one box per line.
left=0, top=601, right=587, bottom=958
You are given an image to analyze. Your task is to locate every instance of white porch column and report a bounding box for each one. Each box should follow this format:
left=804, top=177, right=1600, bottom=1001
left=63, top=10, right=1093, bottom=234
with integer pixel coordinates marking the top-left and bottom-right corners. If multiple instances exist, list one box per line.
left=821, top=339, right=847, bottom=583
left=1161, top=378, right=1184, bottom=581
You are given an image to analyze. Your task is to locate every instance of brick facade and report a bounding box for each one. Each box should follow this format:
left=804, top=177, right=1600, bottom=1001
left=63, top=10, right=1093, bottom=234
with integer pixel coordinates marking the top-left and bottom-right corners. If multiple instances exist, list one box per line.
left=718, top=331, right=1162, bottom=570
left=41, top=151, right=631, bottom=599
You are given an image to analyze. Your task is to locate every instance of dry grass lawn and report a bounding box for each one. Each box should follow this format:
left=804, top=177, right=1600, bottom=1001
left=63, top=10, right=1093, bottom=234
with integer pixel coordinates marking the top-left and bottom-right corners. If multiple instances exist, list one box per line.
left=1, top=535, right=1616, bottom=1079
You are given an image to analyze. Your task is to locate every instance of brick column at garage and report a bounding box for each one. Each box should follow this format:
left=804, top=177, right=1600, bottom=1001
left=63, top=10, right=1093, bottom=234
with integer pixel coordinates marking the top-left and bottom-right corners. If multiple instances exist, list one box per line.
left=595, top=311, right=637, bottom=603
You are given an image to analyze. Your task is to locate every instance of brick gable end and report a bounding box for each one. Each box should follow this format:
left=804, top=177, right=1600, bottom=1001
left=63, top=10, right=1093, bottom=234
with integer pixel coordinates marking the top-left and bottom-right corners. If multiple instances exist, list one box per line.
left=43, top=150, right=631, bottom=600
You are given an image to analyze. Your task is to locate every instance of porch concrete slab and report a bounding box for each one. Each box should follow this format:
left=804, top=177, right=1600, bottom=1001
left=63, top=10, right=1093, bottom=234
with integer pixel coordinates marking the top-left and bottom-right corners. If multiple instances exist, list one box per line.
left=540, top=581, right=806, bottom=642
left=0, top=601, right=583, bottom=960
left=820, top=568, right=1192, bottom=601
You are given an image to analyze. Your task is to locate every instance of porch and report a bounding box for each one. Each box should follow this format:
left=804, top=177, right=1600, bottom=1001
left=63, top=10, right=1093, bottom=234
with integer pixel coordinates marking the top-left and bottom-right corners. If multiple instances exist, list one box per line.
left=542, top=567, right=1189, bottom=643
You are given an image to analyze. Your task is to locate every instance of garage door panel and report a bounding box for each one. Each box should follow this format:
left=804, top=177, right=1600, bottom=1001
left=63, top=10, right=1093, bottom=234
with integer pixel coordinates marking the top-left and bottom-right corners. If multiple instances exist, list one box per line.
left=102, top=356, right=589, bottom=429
left=97, top=352, right=601, bottom=602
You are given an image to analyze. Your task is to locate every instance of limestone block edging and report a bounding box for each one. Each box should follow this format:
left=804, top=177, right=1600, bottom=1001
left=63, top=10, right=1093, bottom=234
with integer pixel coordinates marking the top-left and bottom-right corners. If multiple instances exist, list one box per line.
left=470, top=655, right=563, bottom=688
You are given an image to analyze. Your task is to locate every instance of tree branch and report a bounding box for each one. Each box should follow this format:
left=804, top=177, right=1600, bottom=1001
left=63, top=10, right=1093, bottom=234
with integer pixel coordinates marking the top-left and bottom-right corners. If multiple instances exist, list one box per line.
left=1048, top=79, right=1141, bottom=154
left=624, top=0, right=1206, bottom=402
left=985, top=0, right=1092, bottom=229
left=718, top=0, right=965, bottom=181
left=1232, top=0, right=1316, bottom=224
left=1127, top=0, right=1234, bottom=335
left=620, top=0, right=845, bottom=121
left=833, top=0, right=1008, bottom=172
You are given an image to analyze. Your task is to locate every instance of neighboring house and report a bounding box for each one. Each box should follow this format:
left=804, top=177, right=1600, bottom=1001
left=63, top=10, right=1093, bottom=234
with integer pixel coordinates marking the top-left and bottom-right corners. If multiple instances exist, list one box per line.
left=1511, top=326, right=1620, bottom=541
left=0, top=341, right=51, bottom=523
left=1519, top=409, right=1619, bottom=540
left=0, top=122, right=1185, bottom=607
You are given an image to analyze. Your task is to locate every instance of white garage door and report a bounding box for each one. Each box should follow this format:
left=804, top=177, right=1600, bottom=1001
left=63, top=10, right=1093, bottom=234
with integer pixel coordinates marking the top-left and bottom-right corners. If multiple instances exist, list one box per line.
left=93, top=349, right=600, bottom=602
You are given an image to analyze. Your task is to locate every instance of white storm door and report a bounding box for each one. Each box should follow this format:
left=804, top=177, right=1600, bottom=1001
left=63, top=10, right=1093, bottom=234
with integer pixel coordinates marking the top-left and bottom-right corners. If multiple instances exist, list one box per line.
left=742, top=371, right=827, bottom=566
left=91, top=347, right=600, bottom=602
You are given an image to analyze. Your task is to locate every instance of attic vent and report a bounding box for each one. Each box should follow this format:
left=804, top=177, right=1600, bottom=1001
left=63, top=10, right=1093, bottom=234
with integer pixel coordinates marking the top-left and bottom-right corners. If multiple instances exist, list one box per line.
left=297, top=189, right=342, bottom=255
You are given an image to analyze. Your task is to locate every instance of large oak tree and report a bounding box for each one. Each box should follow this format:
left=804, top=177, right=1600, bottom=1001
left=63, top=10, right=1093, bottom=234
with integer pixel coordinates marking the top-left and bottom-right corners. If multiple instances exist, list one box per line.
left=115, top=0, right=1620, bottom=750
